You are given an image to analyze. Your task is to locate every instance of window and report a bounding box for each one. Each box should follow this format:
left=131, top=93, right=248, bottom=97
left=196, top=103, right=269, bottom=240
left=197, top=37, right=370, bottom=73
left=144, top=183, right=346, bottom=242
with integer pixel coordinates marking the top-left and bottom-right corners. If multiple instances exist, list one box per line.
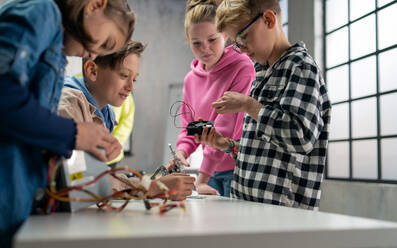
left=324, top=0, right=397, bottom=183
left=279, top=0, right=289, bottom=37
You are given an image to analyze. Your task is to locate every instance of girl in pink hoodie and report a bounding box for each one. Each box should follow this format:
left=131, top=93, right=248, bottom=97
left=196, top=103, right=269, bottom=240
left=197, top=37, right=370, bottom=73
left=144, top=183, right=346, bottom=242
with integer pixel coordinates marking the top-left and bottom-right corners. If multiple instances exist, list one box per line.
left=167, top=0, right=255, bottom=196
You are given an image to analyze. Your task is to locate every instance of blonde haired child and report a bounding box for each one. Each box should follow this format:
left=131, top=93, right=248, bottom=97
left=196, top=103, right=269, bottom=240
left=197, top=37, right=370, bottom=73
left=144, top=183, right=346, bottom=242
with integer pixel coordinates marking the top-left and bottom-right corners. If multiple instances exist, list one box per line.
left=167, top=0, right=255, bottom=197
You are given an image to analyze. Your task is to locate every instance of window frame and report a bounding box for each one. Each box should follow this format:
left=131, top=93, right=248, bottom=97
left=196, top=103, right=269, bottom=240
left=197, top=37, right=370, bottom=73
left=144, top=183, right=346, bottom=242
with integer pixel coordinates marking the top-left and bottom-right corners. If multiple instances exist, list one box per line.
left=323, top=0, right=397, bottom=184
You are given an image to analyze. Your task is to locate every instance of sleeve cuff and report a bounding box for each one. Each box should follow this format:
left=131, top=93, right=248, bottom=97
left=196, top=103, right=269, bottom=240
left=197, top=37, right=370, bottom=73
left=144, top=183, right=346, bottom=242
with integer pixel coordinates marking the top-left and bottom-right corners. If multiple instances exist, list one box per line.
left=256, top=105, right=278, bottom=142
left=52, top=118, right=77, bottom=158
left=176, top=141, right=197, bottom=158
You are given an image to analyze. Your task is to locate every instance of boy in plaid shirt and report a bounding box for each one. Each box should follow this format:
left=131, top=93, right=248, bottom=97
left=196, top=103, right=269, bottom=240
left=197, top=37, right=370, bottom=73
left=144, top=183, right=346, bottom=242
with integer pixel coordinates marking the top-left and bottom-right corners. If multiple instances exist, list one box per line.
left=195, top=0, right=331, bottom=210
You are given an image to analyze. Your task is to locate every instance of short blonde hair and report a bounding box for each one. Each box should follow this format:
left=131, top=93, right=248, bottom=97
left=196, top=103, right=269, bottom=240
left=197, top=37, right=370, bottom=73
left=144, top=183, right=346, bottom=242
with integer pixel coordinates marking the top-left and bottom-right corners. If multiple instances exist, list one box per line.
left=184, top=0, right=218, bottom=39
left=216, top=0, right=281, bottom=33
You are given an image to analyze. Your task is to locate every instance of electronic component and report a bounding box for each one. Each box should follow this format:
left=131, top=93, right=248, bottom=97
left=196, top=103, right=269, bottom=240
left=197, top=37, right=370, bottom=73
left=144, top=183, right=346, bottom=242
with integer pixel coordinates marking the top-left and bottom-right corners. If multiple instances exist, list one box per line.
left=34, top=151, right=185, bottom=215
left=168, top=143, right=184, bottom=173
left=151, top=165, right=169, bottom=179
left=57, top=151, right=112, bottom=212
left=186, top=120, right=214, bottom=136
left=150, top=144, right=184, bottom=179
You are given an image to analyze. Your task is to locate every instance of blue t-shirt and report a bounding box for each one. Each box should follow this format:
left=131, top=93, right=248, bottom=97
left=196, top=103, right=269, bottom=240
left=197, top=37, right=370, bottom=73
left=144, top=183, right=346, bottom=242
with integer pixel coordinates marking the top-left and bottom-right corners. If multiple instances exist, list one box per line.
left=64, top=76, right=116, bottom=133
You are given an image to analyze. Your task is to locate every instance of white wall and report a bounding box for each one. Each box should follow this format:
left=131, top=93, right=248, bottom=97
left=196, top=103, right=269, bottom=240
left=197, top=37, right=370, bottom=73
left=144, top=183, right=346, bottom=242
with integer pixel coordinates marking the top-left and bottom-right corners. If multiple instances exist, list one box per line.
left=65, top=57, right=82, bottom=76
left=120, top=0, right=194, bottom=173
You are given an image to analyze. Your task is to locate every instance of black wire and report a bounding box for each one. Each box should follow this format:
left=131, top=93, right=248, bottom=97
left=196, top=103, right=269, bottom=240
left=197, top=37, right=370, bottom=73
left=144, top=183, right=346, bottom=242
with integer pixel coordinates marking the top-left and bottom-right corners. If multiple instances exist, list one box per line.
left=169, top=101, right=196, bottom=129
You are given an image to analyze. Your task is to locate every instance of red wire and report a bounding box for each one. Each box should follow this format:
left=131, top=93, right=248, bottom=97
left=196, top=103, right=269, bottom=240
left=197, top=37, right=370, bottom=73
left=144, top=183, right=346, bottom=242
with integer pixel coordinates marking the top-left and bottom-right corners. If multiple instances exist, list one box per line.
left=45, top=158, right=184, bottom=214
left=56, top=168, right=142, bottom=196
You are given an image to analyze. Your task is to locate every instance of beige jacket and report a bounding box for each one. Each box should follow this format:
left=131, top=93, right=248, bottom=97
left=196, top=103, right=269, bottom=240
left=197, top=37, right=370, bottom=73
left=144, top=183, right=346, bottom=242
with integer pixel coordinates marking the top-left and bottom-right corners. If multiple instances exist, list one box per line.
left=58, top=88, right=129, bottom=192
left=58, top=87, right=105, bottom=126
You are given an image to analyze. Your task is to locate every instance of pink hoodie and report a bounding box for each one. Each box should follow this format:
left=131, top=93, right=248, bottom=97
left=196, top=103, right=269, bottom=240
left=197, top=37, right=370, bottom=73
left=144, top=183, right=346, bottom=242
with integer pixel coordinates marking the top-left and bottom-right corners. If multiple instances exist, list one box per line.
left=176, top=45, right=256, bottom=176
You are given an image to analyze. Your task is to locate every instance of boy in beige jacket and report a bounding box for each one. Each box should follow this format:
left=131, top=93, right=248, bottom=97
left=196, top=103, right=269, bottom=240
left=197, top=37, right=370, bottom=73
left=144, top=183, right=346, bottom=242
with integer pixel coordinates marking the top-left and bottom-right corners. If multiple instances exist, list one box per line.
left=58, top=41, right=195, bottom=201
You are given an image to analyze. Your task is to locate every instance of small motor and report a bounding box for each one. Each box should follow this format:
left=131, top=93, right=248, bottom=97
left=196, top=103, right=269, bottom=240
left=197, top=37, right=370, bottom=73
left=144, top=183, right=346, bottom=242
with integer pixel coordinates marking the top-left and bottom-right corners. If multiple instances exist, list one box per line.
left=186, top=121, right=214, bottom=136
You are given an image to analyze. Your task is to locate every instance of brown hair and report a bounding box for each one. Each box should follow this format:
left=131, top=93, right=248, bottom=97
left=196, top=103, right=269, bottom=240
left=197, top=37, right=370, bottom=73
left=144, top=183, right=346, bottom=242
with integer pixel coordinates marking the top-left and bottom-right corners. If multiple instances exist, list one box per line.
left=55, top=0, right=136, bottom=53
left=216, top=0, right=281, bottom=33
left=184, top=0, right=218, bottom=39
left=82, top=40, right=145, bottom=82
left=93, top=40, right=145, bottom=69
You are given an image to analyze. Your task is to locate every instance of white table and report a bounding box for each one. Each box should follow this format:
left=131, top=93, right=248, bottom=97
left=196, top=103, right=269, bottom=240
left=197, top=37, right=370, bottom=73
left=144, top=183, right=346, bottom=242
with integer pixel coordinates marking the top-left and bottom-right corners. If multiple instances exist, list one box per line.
left=15, top=195, right=397, bottom=248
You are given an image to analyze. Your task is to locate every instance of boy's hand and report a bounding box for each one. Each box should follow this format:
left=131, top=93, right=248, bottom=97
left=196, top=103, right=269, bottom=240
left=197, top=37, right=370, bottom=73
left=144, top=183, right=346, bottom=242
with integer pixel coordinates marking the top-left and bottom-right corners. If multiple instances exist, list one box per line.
left=166, top=150, right=190, bottom=171
left=106, top=139, right=122, bottom=162
left=110, top=173, right=132, bottom=192
left=212, top=92, right=263, bottom=120
left=212, top=91, right=250, bottom=113
left=194, top=126, right=229, bottom=151
left=75, top=122, right=119, bottom=162
left=148, top=174, right=195, bottom=201
left=193, top=117, right=228, bottom=151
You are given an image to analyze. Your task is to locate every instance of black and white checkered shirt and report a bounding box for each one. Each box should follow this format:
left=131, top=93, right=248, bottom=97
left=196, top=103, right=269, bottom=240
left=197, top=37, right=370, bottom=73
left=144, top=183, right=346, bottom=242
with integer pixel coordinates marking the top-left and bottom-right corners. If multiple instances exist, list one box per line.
left=231, top=42, right=331, bottom=210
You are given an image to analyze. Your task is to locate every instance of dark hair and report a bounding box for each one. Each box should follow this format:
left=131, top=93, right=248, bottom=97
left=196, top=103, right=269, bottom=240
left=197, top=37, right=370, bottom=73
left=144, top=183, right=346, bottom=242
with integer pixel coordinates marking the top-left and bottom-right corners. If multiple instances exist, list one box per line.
left=93, top=40, right=145, bottom=69
left=55, top=0, right=136, bottom=53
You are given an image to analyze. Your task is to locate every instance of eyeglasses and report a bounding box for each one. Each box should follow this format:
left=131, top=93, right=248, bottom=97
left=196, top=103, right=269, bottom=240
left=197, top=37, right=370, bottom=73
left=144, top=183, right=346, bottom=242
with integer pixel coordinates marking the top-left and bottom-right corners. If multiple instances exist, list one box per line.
left=232, top=11, right=277, bottom=54
left=232, top=14, right=262, bottom=53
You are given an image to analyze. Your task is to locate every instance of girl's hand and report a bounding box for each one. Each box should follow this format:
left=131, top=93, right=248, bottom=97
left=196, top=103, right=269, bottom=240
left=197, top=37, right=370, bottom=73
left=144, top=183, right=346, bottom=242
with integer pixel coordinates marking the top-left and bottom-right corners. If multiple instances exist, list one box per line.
left=196, top=183, right=219, bottom=195
left=165, top=150, right=190, bottom=172
left=195, top=172, right=219, bottom=195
